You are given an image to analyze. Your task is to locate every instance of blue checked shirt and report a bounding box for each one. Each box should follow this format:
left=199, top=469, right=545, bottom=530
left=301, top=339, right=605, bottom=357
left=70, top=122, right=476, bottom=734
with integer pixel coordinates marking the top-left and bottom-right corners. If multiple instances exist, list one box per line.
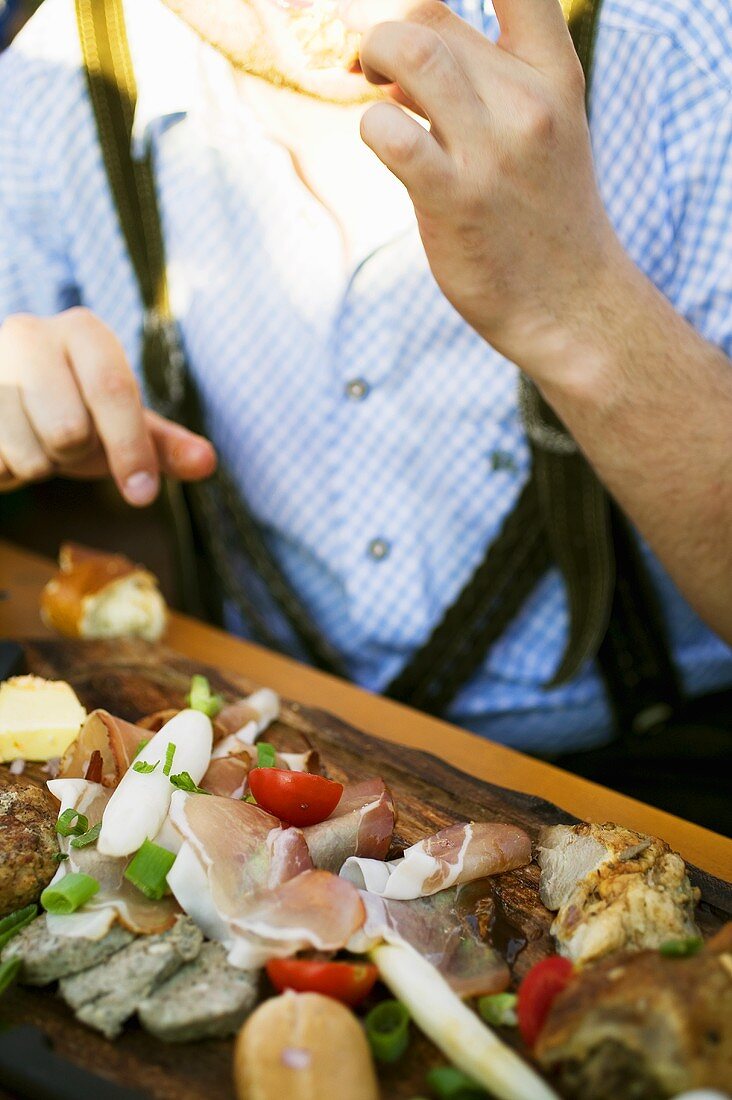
left=1, top=0, right=731, bottom=752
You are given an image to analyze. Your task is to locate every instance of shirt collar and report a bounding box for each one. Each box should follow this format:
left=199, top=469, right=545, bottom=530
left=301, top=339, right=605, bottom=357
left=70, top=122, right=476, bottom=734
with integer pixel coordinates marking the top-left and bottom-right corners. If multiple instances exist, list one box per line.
left=125, top=0, right=202, bottom=158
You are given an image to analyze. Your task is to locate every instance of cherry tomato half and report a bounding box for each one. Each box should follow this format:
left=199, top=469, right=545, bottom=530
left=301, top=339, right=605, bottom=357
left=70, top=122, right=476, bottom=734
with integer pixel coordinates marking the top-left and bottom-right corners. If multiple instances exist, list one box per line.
left=517, top=955, right=574, bottom=1049
left=266, top=958, right=379, bottom=1007
left=248, top=768, right=343, bottom=827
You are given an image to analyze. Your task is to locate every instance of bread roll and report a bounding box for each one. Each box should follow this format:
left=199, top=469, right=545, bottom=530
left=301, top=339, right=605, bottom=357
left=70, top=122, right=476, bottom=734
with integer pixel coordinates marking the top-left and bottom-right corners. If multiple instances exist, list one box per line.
left=41, top=543, right=166, bottom=642
left=234, top=991, right=379, bottom=1100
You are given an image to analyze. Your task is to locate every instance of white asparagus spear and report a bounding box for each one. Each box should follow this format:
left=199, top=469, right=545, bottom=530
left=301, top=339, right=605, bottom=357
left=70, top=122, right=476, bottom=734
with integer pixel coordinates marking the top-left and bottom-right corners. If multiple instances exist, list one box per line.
left=370, top=942, right=560, bottom=1100
left=97, top=709, right=212, bottom=857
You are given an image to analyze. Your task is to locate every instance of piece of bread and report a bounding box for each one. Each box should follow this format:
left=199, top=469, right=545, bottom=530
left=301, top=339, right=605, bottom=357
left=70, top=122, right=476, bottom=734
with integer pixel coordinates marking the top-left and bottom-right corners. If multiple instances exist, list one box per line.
left=41, top=543, right=167, bottom=642
left=234, top=991, right=379, bottom=1100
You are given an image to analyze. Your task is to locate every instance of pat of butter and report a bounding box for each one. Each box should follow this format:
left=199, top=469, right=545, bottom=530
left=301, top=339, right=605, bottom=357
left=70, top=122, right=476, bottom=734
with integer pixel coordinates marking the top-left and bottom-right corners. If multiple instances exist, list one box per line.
left=0, top=675, right=86, bottom=762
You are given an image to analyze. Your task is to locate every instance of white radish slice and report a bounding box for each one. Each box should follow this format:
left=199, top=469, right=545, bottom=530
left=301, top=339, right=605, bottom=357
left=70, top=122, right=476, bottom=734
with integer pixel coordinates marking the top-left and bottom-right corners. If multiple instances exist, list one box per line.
left=97, top=709, right=212, bottom=857
left=210, top=688, right=280, bottom=758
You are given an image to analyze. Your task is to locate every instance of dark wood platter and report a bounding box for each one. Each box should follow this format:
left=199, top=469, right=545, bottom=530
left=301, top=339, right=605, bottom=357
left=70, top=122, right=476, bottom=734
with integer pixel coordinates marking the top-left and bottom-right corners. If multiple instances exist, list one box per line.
left=2, top=638, right=731, bottom=1100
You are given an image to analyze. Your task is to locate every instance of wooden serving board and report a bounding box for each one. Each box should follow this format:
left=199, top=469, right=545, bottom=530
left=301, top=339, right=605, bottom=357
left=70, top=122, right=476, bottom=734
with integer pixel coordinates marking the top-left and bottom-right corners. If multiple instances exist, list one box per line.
left=2, top=638, right=731, bottom=1100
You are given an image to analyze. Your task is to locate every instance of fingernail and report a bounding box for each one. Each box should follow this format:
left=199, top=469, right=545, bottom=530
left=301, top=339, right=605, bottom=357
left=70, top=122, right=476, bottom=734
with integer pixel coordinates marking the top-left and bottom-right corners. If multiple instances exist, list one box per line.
left=124, top=470, right=159, bottom=506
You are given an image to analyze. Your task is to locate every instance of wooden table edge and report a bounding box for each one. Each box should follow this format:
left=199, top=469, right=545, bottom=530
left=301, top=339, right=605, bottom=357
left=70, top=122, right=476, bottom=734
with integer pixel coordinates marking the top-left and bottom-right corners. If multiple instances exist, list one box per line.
left=1, top=538, right=730, bottom=881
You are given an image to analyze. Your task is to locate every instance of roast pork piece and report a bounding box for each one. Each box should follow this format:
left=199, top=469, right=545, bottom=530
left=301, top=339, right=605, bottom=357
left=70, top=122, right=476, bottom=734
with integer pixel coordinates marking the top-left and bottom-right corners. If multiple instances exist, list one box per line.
left=535, top=924, right=732, bottom=1099
left=536, top=823, right=700, bottom=966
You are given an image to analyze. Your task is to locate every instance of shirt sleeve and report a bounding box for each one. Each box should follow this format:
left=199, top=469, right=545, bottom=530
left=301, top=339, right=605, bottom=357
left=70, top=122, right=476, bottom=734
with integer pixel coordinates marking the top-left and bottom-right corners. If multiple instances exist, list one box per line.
left=660, top=51, right=732, bottom=356
left=0, top=43, right=79, bottom=323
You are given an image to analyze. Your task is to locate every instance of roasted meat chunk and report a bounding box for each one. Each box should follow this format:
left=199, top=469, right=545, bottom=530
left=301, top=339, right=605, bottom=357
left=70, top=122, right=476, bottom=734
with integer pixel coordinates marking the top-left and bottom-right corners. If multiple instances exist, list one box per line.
left=536, top=823, right=700, bottom=966
left=0, top=773, right=59, bottom=916
left=535, top=924, right=732, bottom=1099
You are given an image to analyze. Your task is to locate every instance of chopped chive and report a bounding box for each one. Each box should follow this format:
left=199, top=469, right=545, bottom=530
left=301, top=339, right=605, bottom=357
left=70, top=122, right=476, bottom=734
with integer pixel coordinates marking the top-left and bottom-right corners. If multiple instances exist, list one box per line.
left=52, top=852, right=69, bottom=863
left=41, top=872, right=99, bottom=915
left=169, top=771, right=209, bottom=795
left=0, top=904, right=38, bottom=951
left=124, top=840, right=176, bottom=900
left=364, top=1000, right=410, bottom=1064
left=477, top=992, right=518, bottom=1027
left=187, top=674, right=224, bottom=718
left=133, top=738, right=150, bottom=760
left=56, top=809, right=89, bottom=837
left=132, top=759, right=158, bottom=774
left=70, top=822, right=102, bottom=849
left=256, top=742, right=277, bottom=769
left=163, top=742, right=176, bottom=776
left=425, top=1067, right=488, bottom=1100
left=0, top=957, right=21, bottom=997
left=659, top=936, right=703, bottom=958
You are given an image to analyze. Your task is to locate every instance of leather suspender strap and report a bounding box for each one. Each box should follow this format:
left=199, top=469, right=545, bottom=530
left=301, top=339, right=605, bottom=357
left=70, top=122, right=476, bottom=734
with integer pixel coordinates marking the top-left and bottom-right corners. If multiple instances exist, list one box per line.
left=76, top=0, right=347, bottom=677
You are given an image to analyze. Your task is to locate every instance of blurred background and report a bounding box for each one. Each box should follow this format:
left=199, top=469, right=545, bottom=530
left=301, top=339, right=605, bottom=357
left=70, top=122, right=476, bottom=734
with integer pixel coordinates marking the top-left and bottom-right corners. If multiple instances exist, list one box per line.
left=0, top=0, right=39, bottom=47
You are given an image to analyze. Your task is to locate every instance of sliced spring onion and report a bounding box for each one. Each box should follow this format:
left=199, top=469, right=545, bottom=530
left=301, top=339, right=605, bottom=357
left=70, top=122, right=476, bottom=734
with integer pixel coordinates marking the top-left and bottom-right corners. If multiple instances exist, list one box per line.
left=56, top=808, right=89, bottom=837
left=70, top=822, right=102, bottom=849
left=163, top=742, right=176, bottom=776
left=124, top=839, right=176, bottom=900
left=41, top=872, right=100, bottom=915
left=52, top=852, right=69, bottom=863
left=370, top=942, right=559, bottom=1100
left=243, top=792, right=258, bottom=804
left=477, top=993, right=518, bottom=1028
left=426, top=1067, right=488, bottom=1099
left=364, top=999, right=410, bottom=1064
left=187, top=674, right=224, bottom=718
left=0, top=904, right=38, bottom=951
left=132, top=759, right=158, bottom=774
left=0, top=957, right=21, bottom=997
left=659, top=936, right=703, bottom=958
left=133, top=738, right=150, bottom=759
left=169, top=771, right=209, bottom=795
left=256, top=741, right=277, bottom=769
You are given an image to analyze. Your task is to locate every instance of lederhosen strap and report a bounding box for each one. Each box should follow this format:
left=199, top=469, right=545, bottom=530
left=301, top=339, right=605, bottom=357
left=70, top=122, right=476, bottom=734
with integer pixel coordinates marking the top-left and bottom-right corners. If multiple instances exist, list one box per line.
left=76, top=0, right=682, bottom=733
left=76, top=0, right=348, bottom=677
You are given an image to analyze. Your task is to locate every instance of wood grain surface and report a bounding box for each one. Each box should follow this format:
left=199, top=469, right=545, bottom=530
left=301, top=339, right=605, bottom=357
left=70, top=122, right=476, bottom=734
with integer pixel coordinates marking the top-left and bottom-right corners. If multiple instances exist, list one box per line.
left=1, top=638, right=730, bottom=1100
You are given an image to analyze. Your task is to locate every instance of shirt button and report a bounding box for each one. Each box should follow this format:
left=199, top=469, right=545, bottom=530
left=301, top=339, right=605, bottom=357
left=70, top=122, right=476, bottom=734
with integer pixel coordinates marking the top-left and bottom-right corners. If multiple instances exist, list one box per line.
left=367, top=537, right=390, bottom=561
left=345, top=378, right=370, bottom=401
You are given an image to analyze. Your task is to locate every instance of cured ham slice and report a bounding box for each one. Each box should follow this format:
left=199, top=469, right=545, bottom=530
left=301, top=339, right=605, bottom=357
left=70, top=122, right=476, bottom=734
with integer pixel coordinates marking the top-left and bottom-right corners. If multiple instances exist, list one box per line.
left=349, top=882, right=510, bottom=998
left=341, top=822, right=531, bottom=900
left=167, top=792, right=312, bottom=921
left=46, top=778, right=178, bottom=938
left=211, top=689, right=280, bottom=758
left=200, top=748, right=320, bottom=798
left=59, top=709, right=148, bottom=788
left=226, top=870, right=366, bottom=969
left=303, top=778, right=395, bottom=873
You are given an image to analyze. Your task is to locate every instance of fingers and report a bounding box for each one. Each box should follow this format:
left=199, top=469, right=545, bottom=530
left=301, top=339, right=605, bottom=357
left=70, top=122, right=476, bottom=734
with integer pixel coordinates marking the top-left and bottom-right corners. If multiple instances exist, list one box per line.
left=360, top=102, right=447, bottom=200
left=12, top=321, right=95, bottom=467
left=0, top=383, right=53, bottom=482
left=359, top=18, right=485, bottom=142
left=492, top=0, right=575, bottom=71
left=145, top=411, right=218, bottom=481
left=54, top=309, right=160, bottom=506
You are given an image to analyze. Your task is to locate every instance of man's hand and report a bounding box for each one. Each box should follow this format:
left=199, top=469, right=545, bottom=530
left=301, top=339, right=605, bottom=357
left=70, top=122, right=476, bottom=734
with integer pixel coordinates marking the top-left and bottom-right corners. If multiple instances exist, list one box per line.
left=0, top=308, right=216, bottom=504
left=357, top=0, right=622, bottom=376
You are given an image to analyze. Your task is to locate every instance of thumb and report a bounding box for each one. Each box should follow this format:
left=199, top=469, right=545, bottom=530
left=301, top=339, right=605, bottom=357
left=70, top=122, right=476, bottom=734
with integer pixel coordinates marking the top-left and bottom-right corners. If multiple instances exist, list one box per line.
left=145, top=410, right=218, bottom=482
left=492, top=0, right=573, bottom=69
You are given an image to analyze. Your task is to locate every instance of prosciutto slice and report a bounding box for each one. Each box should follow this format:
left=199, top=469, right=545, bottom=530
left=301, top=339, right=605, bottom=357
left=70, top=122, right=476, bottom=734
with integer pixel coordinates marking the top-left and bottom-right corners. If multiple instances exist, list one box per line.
left=349, top=881, right=510, bottom=998
left=211, top=689, right=280, bottom=758
left=303, top=779, right=396, bottom=873
left=167, top=791, right=312, bottom=921
left=341, top=822, right=531, bottom=900
left=226, top=870, right=366, bottom=969
left=59, top=709, right=148, bottom=788
left=200, top=747, right=320, bottom=798
left=46, top=778, right=179, bottom=939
